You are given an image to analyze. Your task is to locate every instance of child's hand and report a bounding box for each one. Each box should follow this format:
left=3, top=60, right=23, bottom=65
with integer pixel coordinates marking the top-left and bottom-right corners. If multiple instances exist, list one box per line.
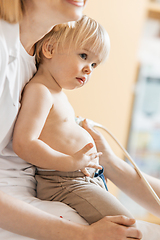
left=71, top=143, right=102, bottom=174
left=81, top=159, right=103, bottom=176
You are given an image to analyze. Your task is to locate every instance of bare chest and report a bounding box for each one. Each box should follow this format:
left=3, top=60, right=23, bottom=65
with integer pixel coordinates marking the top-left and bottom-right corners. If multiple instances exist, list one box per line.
left=39, top=92, right=96, bottom=155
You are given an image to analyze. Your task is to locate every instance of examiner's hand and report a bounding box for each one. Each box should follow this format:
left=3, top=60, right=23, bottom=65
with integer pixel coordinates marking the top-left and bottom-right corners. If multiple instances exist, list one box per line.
left=88, top=215, right=142, bottom=240
left=82, top=119, right=116, bottom=167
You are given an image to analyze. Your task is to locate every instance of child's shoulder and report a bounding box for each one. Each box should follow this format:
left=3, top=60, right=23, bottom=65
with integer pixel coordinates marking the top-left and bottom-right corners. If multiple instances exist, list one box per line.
left=23, top=79, right=52, bottom=103
left=26, top=75, right=49, bottom=91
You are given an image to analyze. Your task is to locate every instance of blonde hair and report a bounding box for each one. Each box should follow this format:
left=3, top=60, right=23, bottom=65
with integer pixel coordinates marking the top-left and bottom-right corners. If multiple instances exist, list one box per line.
left=0, top=0, right=24, bottom=23
left=36, top=15, right=110, bottom=66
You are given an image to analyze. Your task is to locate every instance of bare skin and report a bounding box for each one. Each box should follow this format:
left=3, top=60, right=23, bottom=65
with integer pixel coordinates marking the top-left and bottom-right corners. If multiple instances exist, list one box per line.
left=20, top=0, right=89, bottom=55
left=13, top=33, right=139, bottom=236
left=0, top=190, right=141, bottom=240
left=13, top=45, right=102, bottom=175
left=82, top=119, right=160, bottom=217
left=83, top=119, right=160, bottom=239
left=0, top=0, right=142, bottom=238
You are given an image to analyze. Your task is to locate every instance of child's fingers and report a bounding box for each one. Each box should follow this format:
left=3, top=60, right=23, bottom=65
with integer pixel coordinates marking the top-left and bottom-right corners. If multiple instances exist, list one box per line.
left=81, top=168, right=90, bottom=176
left=89, top=152, right=102, bottom=160
left=76, top=143, right=94, bottom=156
left=87, top=161, right=102, bottom=170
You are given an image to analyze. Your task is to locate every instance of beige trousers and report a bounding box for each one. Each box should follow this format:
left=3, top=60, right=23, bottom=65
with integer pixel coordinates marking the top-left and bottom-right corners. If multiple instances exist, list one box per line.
left=36, top=170, right=134, bottom=224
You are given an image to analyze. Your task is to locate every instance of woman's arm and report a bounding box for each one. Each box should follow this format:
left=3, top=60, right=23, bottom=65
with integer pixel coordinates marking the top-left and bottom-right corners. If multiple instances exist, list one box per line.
left=83, top=119, right=160, bottom=217
left=0, top=190, right=141, bottom=240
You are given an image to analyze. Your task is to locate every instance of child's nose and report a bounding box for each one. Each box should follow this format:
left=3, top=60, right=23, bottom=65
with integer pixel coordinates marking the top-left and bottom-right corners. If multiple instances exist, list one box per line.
left=82, top=65, right=92, bottom=75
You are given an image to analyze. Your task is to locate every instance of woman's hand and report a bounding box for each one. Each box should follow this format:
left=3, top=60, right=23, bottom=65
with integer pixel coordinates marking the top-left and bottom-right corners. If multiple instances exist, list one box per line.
left=82, top=119, right=116, bottom=167
left=88, top=215, right=142, bottom=240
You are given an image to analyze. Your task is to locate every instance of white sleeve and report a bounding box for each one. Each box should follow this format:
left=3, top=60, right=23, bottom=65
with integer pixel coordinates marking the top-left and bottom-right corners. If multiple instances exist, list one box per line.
left=0, top=34, right=8, bottom=98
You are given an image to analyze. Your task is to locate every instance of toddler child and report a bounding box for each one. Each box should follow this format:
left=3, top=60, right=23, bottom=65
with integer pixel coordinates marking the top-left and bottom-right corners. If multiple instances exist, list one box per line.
left=13, top=15, right=135, bottom=224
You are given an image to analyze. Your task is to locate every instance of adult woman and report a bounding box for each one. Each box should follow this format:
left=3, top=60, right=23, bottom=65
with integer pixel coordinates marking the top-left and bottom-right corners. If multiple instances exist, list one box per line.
left=0, top=0, right=141, bottom=239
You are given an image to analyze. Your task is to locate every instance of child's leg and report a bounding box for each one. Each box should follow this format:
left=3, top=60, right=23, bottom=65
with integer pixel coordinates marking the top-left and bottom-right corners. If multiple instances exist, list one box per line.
left=36, top=171, right=135, bottom=225
left=58, top=177, right=134, bottom=224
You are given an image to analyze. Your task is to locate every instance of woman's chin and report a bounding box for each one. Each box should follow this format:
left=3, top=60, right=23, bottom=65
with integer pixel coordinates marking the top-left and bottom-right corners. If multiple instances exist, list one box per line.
left=66, top=11, right=83, bottom=22
left=61, top=1, right=84, bottom=22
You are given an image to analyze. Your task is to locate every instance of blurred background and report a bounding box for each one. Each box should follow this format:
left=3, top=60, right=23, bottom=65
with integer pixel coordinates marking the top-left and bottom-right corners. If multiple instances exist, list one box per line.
left=64, top=0, right=160, bottom=224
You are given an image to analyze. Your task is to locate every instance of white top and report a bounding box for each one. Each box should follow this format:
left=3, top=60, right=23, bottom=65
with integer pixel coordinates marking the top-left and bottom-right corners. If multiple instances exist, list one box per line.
left=0, top=20, right=37, bottom=188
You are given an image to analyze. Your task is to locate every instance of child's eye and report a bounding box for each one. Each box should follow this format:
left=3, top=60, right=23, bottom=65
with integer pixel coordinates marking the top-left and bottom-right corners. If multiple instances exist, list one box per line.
left=91, top=63, right=97, bottom=68
left=80, top=53, right=87, bottom=60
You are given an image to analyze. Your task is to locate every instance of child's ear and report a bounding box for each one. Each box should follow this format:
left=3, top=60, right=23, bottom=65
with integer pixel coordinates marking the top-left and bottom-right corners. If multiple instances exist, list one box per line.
left=42, top=41, right=54, bottom=59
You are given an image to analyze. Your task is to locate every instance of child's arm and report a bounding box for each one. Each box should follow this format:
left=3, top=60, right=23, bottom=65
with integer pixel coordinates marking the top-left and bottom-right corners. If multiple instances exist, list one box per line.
left=13, top=83, right=101, bottom=172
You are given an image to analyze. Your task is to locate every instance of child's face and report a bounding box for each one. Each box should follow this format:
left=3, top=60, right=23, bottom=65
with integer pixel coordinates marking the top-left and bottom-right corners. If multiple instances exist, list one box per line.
left=46, top=44, right=100, bottom=90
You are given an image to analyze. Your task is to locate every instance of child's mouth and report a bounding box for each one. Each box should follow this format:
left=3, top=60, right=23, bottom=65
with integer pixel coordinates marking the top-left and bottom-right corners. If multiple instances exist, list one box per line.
left=76, top=77, right=86, bottom=85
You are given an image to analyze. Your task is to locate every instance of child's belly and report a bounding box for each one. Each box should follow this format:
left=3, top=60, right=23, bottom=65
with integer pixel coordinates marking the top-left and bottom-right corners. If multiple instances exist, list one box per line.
left=40, top=122, right=99, bottom=174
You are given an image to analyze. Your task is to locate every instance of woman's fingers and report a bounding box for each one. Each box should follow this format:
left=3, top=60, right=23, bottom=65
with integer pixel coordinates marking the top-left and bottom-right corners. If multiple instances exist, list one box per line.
left=90, top=216, right=142, bottom=240
left=106, top=215, right=136, bottom=226
left=126, top=226, right=142, bottom=239
left=105, top=216, right=142, bottom=239
left=82, top=119, right=101, bottom=140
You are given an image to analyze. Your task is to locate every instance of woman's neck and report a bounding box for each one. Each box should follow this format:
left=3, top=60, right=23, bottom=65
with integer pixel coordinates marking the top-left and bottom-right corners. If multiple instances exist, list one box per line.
left=20, top=19, right=54, bottom=56
left=19, top=2, right=58, bottom=55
